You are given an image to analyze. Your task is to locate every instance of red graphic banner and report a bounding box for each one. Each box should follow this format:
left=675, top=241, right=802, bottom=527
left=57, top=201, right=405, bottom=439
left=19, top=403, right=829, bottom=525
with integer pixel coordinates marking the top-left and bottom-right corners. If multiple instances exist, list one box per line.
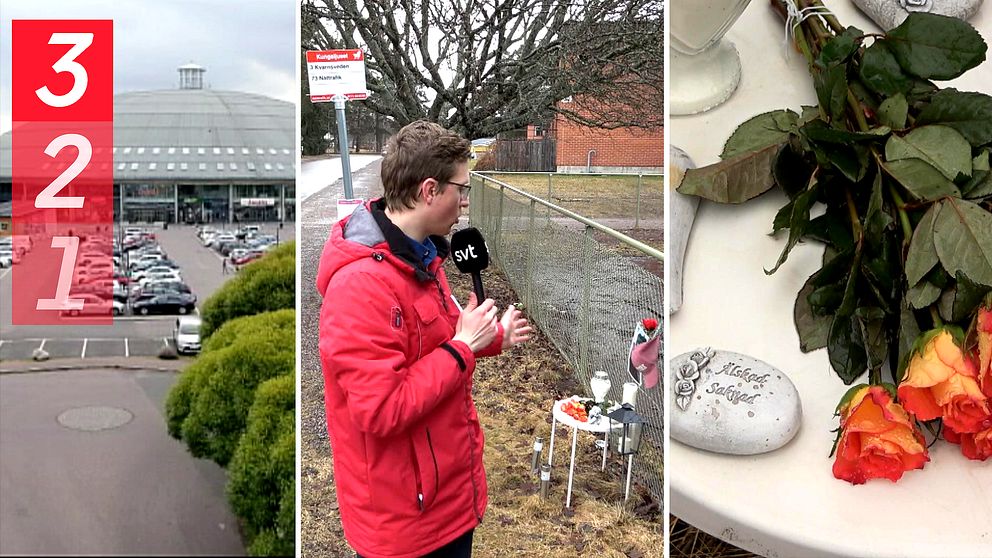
left=11, top=20, right=114, bottom=325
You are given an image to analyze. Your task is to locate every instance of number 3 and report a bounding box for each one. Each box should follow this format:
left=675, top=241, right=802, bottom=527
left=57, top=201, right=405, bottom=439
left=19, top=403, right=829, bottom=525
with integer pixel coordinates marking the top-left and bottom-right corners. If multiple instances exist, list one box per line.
left=35, top=32, right=93, bottom=108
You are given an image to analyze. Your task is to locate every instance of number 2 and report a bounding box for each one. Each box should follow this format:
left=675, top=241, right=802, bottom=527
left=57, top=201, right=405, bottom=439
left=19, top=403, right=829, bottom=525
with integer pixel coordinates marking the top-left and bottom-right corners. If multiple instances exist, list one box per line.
left=35, top=32, right=93, bottom=108
left=34, top=133, right=89, bottom=209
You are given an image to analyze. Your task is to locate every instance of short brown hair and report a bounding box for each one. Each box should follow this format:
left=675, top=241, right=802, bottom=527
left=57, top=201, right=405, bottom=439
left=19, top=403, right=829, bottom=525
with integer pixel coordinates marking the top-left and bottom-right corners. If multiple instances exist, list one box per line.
left=381, top=121, right=471, bottom=211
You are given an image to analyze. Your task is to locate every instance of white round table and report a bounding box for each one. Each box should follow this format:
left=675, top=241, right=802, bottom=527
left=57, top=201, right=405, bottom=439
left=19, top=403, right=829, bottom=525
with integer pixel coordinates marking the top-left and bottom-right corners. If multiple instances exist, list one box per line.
left=547, top=398, right=631, bottom=507
left=670, top=3, right=992, bottom=557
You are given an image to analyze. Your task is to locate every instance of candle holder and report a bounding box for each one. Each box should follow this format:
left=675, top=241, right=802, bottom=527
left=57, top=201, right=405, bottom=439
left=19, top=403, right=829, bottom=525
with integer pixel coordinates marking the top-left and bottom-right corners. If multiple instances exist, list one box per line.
left=670, top=0, right=753, bottom=115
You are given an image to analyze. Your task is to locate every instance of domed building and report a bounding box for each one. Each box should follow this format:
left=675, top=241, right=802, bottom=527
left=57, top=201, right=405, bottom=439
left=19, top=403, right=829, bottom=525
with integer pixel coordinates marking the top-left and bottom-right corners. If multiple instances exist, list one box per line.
left=0, top=64, right=295, bottom=225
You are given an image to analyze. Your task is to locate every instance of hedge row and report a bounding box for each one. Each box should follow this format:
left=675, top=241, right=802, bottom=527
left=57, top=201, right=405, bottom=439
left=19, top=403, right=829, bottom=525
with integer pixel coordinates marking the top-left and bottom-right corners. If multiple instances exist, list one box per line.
left=166, top=242, right=296, bottom=556
left=200, top=241, right=296, bottom=338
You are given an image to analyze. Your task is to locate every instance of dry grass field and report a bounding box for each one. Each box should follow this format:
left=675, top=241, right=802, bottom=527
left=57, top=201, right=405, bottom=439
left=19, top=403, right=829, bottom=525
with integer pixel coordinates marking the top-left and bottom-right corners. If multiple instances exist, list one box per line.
left=483, top=173, right=663, bottom=222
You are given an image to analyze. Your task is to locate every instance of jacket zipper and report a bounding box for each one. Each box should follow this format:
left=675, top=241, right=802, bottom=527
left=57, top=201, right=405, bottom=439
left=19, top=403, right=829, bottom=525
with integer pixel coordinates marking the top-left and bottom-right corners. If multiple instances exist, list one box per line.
left=426, top=428, right=440, bottom=499
left=411, top=441, right=424, bottom=512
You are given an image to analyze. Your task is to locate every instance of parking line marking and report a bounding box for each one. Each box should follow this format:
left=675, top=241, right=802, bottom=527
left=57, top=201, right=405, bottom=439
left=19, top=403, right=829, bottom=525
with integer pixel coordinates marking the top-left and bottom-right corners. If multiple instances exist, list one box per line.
left=0, top=340, right=5, bottom=349
left=81, top=338, right=88, bottom=359
left=0, top=268, right=11, bottom=281
left=124, top=338, right=129, bottom=357
left=162, top=337, right=169, bottom=346
left=39, top=339, right=47, bottom=351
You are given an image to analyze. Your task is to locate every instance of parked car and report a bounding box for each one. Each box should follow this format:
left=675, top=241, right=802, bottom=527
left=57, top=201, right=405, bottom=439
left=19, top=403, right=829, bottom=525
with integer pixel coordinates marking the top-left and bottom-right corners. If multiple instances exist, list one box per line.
left=173, top=316, right=202, bottom=354
left=0, top=249, right=12, bottom=268
left=132, top=293, right=196, bottom=315
left=232, top=250, right=263, bottom=266
left=58, top=294, right=124, bottom=316
left=133, top=281, right=194, bottom=301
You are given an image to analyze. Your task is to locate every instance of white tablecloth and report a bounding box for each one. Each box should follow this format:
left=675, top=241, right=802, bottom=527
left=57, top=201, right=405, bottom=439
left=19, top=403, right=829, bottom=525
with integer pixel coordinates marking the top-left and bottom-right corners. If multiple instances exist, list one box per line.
left=669, top=2, right=992, bottom=557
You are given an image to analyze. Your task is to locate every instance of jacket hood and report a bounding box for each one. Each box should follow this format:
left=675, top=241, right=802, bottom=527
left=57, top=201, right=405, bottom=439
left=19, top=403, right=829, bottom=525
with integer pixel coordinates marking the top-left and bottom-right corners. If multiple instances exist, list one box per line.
left=315, top=198, right=451, bottom=297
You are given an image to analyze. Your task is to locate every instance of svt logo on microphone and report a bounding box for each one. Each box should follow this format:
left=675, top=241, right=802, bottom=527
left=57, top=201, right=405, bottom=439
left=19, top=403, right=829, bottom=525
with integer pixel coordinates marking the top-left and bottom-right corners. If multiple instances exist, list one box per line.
left=454, top=245, right=478, bottom=262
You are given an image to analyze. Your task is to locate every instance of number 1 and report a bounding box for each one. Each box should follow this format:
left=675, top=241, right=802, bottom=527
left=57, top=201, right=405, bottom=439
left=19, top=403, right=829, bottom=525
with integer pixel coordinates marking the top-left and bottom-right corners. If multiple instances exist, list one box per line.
left=36, top=236, right=84, bottom=311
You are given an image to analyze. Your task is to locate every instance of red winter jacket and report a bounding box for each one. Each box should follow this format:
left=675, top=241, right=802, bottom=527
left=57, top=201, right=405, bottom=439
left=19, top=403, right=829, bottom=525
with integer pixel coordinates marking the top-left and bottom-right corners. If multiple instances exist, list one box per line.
left=316, top=200, right=503, bottom=558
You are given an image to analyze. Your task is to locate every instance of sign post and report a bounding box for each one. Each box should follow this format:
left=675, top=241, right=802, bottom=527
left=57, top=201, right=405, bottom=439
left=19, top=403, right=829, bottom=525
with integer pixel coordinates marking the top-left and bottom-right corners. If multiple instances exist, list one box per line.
left=334, top=95, right=354, bottom=199
left=305, top=49, right=368, bottom=215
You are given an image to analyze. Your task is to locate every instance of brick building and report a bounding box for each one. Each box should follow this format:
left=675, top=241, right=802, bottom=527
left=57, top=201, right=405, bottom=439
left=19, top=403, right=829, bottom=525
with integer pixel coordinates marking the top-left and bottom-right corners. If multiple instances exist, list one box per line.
left=553, top=97, right=663, bottom=174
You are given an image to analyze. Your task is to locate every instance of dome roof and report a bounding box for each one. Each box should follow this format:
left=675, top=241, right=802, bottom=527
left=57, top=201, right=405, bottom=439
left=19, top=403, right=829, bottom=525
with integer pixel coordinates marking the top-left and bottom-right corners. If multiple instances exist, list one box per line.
left=1, top=88, right=295, bottom=182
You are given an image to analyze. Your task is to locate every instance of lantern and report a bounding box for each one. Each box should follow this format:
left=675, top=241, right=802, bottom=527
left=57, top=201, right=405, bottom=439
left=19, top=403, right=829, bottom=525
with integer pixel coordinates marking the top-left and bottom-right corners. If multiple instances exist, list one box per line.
left=607, top=403, right=646, bottom=501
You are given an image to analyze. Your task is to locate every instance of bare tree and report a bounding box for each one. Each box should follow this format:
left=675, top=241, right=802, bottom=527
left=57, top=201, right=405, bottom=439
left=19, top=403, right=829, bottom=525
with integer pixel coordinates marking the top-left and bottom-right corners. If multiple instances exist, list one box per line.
left=302, top=0, right=662, bottom=139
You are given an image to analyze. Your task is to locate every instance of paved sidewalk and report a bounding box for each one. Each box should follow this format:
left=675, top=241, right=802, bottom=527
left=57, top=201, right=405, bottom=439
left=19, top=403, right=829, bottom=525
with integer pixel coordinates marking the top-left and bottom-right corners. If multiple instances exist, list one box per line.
left=0, top=361, right=244, bottom=555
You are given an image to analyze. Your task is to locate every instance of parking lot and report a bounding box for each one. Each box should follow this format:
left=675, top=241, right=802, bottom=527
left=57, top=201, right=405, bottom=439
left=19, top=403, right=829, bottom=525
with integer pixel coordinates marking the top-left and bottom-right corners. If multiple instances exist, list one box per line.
left=0, top=222, right=294, bottom=364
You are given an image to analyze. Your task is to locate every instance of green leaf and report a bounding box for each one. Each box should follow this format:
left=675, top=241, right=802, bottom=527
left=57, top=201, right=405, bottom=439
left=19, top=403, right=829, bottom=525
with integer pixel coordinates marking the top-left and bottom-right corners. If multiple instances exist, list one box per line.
left=905, top=203, right=940, bottom=285
left=809, top=283, right=846, bottom=315
left=721, top=110, right=799, bottom=159
left=886, top=13, right=988, bottom=80
left=765, top=187, right=817, bottom=275
left=802, top=121, right=891, bottom=144
left=812, top=142, right=869, bottom=183
left=865, top=172, right=893, bottom=253
left=885, top=126, right=973, bottom=181
left=819, top=30, right=860, bottom=67
left=815, top=63, right=849, bottom=123
left=807, top=212, right=856, bottom=252
left=975, top=150, right=990, bottom=172
left=917, top=89, right=992, bottom=147
left=828, top=248, right=868, bottom=384
left=938, top=272, right=992, bottom=323
left=906, top=280, right=941, bottom=309
left=878, top=94, right=909, bottom=130
left=897, top=302, right=922, bottom=379
left=963, top=170, right=992, bottom=200
left=854, top=306, right=888, bottom=373
left=882, top=159, right=961, bottom=201
left=860, top=41, right=911, bottom=96
left=678, top=144, right=782, bottom=204
left=933, top=199, right=992, bottom=287
left=773, top=143, right=815, bottom=200
left=795, top=271, right=832, bottom=352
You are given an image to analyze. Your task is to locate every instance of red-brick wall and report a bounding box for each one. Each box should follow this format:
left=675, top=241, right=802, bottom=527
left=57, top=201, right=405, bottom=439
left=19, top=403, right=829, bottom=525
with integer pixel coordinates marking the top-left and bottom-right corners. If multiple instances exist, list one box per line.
left=554, top=100, right=663, bottom=169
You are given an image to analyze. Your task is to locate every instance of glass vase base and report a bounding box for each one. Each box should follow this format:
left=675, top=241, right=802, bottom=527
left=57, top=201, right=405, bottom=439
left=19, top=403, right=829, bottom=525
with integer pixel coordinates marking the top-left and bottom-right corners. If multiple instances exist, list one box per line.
left=671, top=39, right=743, bottom=116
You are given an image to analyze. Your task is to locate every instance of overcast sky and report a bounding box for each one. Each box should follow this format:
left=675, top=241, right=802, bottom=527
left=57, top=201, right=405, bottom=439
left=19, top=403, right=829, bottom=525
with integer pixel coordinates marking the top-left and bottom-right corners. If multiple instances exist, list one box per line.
left=1, top=0, right=297, bottom=133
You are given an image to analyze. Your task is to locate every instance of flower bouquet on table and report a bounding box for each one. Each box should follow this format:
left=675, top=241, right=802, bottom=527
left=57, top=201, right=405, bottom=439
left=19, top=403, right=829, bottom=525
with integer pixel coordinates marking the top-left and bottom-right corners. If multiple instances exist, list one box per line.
left=677, top=0, right=992, bottom=483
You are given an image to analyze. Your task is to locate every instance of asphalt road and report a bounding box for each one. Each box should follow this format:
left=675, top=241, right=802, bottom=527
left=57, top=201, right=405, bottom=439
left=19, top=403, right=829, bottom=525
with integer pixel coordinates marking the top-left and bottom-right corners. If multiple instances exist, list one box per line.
left=0, top=223, right=295, bottom=362
left=0, top=366, right=245, bottom=555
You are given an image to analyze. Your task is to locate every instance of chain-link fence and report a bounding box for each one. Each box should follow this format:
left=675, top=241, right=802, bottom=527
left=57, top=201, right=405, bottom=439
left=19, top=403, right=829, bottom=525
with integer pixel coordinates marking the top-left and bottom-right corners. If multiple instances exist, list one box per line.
left=469, top=172, right=664, bottom=506
left=477, top=171, right=663, bottom=231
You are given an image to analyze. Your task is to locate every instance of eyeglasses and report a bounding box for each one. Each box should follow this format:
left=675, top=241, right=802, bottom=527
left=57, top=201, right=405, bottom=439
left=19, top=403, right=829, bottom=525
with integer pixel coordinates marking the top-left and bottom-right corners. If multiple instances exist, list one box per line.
left=444, top=180, right=472, bottom=199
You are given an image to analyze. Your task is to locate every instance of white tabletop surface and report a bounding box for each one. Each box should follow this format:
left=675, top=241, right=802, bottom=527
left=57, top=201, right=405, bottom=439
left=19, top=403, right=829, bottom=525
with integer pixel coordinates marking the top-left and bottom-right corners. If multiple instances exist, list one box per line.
left=552, top=398, right=618, bottom=433
left=669, top=2, right=992, bottom=557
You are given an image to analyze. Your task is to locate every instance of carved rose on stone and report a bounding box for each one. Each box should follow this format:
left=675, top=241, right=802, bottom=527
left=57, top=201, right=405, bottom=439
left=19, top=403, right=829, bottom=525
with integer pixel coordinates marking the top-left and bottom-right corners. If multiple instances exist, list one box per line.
left=674, top=347, right=714, bottom=411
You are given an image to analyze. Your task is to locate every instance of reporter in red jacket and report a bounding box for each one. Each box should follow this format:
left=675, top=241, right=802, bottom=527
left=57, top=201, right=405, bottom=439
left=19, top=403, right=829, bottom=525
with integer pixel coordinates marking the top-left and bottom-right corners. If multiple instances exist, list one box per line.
left=317, top=121, right=532, bottom=558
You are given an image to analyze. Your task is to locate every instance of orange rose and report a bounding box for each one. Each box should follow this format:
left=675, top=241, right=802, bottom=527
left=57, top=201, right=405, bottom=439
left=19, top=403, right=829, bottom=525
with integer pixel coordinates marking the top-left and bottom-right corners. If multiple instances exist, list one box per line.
left=978, top=306, right=991, bottom=395
left=945, top=425, right=992, bottom=461
left=898, top=330, right=989, bottom=434
left=833, top=385, right=929, bottom=484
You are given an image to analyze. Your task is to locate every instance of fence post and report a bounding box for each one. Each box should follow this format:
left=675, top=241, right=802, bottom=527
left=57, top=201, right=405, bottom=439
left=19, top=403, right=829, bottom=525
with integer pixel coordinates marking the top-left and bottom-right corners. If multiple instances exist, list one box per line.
left=479, top=176, right=488, bottom=236
left=526, top=199, right=536, bottom=309
left=547, top=172, right=553, bottom=226
left=578, top=225, right=593, bottom=379
left=635, top=174, right=642, bottom=230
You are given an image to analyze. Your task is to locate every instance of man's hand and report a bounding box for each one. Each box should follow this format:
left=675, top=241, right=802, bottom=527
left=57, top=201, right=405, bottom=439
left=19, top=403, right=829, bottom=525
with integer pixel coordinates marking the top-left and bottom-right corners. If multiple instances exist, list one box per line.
left=500, top=303, right=533, bottom=350
left=453, top=293, right=499, bottom=353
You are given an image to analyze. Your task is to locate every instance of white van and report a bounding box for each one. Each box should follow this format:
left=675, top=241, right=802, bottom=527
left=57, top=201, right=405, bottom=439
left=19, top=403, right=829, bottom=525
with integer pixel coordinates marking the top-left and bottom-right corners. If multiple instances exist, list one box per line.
left=173, top=316, right=202, bottom=354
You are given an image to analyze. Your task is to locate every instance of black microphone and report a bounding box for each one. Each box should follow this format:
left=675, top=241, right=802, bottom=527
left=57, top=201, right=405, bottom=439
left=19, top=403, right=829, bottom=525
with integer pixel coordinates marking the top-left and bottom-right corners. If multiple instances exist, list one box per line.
left=450, top=227, right=489, bottom=302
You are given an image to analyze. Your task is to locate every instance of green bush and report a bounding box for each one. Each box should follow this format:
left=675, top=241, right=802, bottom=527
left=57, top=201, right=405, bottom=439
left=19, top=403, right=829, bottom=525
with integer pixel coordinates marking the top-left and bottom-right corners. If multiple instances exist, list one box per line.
left=165, top=349, right=223, bottom=439
left=200, top=241, right=295, bottom=338
left=178, top=319, right=294, bottom=466
left=227, top=375, right=295, bottom=557
left=204, top=308, right=296, bottom=353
